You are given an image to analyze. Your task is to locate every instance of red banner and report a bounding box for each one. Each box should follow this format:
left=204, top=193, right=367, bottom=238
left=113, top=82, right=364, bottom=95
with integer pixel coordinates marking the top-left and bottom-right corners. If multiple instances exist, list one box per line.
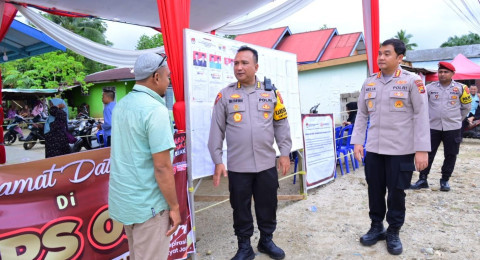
left=0, top=132, right=193, bottom=259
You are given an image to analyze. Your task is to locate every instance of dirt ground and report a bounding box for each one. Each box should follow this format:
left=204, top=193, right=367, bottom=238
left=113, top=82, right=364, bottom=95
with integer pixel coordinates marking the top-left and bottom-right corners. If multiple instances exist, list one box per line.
left=193, top=138, right=480, bottom=260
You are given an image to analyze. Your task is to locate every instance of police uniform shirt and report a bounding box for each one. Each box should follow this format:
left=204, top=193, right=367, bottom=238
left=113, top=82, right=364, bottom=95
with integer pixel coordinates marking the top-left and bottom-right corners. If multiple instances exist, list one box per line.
left=426, top=80, right=471, bottom=131
left=208, top=78, right=292, bottom=173
left=351, top=67, right=431, bottom=155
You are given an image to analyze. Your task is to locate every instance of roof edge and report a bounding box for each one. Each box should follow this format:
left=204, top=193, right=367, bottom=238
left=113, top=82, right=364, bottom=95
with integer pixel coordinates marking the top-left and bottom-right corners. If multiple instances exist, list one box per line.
left=315, top=28, right=338, bottom=63
left=272, top=26, right=291, bottom=49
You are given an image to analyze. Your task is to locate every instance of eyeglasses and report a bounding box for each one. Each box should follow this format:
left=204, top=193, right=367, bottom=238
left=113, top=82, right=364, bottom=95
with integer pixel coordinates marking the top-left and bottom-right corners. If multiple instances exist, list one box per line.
left=157, top=53, right=167, bottom=68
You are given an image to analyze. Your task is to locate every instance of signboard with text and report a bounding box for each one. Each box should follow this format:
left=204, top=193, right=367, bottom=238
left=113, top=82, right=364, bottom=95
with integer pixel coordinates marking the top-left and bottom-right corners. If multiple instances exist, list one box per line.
left=301, top=114, right=336, bottom=189
left=0, top=132, right=193, bottom=259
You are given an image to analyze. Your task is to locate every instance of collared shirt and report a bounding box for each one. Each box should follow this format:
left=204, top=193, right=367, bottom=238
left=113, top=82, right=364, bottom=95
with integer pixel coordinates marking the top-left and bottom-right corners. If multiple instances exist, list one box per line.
left=109, top=84, right=175, bottom=225
left=351, top=67, right=431, bottom=155
left=102, top=101, right=116, bottom=139
left=208, top=78, right=292, bottom=172
left=470, top=94, right=479, bottom=115
left=426, top=81, right=471, bottom=131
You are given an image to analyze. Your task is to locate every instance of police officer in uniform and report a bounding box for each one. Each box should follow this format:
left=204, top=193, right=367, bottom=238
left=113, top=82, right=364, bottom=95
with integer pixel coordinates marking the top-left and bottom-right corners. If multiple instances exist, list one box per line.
left=410, top=62, right=471, bottom=191
left=208, top=46, right=291, bottom=260
left=352, top=39, right=430, bottom=255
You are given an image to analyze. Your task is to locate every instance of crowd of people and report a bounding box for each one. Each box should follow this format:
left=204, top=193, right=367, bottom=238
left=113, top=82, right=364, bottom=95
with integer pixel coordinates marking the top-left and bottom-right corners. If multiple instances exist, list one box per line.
left=3, top=93, right=116, bottom=158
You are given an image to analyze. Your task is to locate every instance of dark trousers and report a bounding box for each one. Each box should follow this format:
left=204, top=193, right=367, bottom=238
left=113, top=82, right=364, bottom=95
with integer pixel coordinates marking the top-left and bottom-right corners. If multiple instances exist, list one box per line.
left=364, top=152, right=415, bottom=229
left=106, top=136, right=111, bottom=147
left=228, top=167, right=279, bottom=238
left=420, top=129, right=461, bottom=181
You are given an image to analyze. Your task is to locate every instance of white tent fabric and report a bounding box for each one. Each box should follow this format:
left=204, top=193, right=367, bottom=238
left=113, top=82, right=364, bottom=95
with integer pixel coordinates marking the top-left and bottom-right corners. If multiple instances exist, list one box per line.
left=216, top=0, right=314, bottom=35
left=17, top=5, right=164, bottom=67
left=11, top=0, right=274, bottom=32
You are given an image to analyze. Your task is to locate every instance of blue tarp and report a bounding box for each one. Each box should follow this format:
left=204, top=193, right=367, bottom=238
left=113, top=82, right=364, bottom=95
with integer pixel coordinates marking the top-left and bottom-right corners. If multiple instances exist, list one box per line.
left=0, top=20, right=66, bottom=63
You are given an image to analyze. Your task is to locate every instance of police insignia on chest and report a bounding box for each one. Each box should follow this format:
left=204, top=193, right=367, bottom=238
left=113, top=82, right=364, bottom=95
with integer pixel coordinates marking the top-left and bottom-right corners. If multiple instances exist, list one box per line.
left=233, top=113, right=242, bottom=122
left=394, top=100, right=404, bottom=108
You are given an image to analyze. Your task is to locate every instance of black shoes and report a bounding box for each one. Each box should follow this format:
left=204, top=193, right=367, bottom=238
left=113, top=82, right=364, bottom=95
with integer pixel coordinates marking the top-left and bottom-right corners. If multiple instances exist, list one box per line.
left=440, top=180, right=451, bottom=192
left=410, top=178, right=429, bottom=190
left=360, top=222, right=386, bottom=246
left=386, top=228, right=403, bottom=255
left=257, top=234, right=285, bottom=260
left=232, top=236, right=255, bottom=260
left=360, top=223, right=403, bottom=255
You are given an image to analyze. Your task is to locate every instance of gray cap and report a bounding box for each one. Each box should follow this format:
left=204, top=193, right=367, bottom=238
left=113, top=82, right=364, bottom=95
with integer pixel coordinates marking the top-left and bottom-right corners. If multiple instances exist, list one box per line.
left=133, top=53, right=168, bottom=80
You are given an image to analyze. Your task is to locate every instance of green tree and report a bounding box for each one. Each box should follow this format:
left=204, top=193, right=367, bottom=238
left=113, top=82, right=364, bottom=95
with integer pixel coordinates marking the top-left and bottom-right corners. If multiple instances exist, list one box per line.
left=45, top=14, right=113, bottom=74
left=394, top=29, right=417, bottom=50
left=319, top=24, right=329, bottom=30
left=136, top=34, right=164, bottom=50
left=440, top=32, right=480, bottom=47
left=223, top=35, right=236, bottom=40
left=1, top=52, right=90, bottom=90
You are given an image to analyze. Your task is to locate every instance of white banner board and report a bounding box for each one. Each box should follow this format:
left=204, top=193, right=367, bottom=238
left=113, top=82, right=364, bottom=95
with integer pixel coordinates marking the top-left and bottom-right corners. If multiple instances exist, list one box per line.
left=302, top=114, right=336, bottom=188
left=184, top=28, right=303, bottom=179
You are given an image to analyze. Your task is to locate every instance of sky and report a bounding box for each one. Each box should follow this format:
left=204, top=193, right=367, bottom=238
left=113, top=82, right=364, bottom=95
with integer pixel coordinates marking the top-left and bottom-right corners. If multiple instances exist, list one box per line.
left=104, top=0, right=477, bottom=51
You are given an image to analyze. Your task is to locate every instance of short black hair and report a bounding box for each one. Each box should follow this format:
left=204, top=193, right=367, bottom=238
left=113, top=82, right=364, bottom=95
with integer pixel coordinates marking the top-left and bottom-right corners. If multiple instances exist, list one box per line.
left=381, top=39, right=406, bottom=56
left=237, top=45, right=258, bottom=64
left=103, top=90, right=115, bottom=100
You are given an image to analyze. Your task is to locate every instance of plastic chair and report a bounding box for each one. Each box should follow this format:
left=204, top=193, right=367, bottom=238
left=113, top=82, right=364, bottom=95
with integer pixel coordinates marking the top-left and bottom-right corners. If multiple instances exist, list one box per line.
left=336, top=125, right=355, bottom=173
left=334, top=126, right=344, bottom=177
left=346, top=124, right=359, bottom=169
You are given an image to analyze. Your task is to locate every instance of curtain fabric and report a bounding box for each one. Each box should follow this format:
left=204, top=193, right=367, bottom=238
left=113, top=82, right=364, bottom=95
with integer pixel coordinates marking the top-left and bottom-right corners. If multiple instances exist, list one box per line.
left=362, top=0, right=380, bottom=75
left=17, top=6, right=165, bottom=68
left=216, top=0, right=314, bottom=35
left=157, top=0, right=190, bottom=131
left=0, top=2, right=18, bottom=164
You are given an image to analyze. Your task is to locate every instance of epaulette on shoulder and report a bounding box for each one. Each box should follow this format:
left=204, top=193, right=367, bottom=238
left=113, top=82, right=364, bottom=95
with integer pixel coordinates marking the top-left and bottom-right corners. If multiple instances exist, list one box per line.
left=369, top=72, right=379, bottom=78
left=227, top=82, right=236, bottom=88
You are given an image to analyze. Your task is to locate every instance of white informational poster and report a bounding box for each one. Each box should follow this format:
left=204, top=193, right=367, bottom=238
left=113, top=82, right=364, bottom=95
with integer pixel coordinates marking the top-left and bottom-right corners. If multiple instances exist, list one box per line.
left=301, top=114, right=336, bottom=188
left=184, top=28, right=303, bottom=179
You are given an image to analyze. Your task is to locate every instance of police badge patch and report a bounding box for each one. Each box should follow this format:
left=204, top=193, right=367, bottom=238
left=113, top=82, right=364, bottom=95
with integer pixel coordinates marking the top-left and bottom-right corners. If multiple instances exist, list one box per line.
left=215, top=93, right=222, bottom=105
left=415, top=80, right=425, bottom=94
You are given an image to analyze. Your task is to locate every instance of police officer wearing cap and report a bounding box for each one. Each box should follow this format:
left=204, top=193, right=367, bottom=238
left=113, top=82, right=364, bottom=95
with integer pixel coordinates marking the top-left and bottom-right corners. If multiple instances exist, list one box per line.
left=208, top=46, right=291, bottom=260
left=352, top=39, right=430, bottom=255
left=410, top=61, right=471, bottom=191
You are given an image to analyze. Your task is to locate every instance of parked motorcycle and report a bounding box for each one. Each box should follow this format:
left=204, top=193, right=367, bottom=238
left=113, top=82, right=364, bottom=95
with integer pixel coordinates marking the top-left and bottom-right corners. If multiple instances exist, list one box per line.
left=4, top=115, right=27, bottom=146
left=23, top=122, right=46, bottom=150
left=71, top=117, right=101, bottom=153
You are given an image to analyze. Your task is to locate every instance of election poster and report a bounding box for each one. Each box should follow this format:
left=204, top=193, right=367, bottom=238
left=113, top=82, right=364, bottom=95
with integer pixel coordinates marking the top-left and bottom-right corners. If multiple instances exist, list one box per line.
left=184, top=28, right=303, bottom=179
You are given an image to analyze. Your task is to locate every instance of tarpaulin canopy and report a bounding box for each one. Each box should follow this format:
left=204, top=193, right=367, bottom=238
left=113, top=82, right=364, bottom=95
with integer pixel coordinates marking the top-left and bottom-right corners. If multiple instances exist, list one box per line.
left=426, top=54, right=480, bottom=81
left=0, top=19, right=65, bottom=63
left=2, top=88, right=59, bottom=100
left=6, top=0, right=277, bottom=32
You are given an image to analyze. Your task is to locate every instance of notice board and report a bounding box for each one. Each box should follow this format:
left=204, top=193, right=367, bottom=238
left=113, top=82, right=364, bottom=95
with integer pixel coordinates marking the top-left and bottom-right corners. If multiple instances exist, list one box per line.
left=301, top=114, right=336, bottom=188
left=184, top=29, right=303, bottom=179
